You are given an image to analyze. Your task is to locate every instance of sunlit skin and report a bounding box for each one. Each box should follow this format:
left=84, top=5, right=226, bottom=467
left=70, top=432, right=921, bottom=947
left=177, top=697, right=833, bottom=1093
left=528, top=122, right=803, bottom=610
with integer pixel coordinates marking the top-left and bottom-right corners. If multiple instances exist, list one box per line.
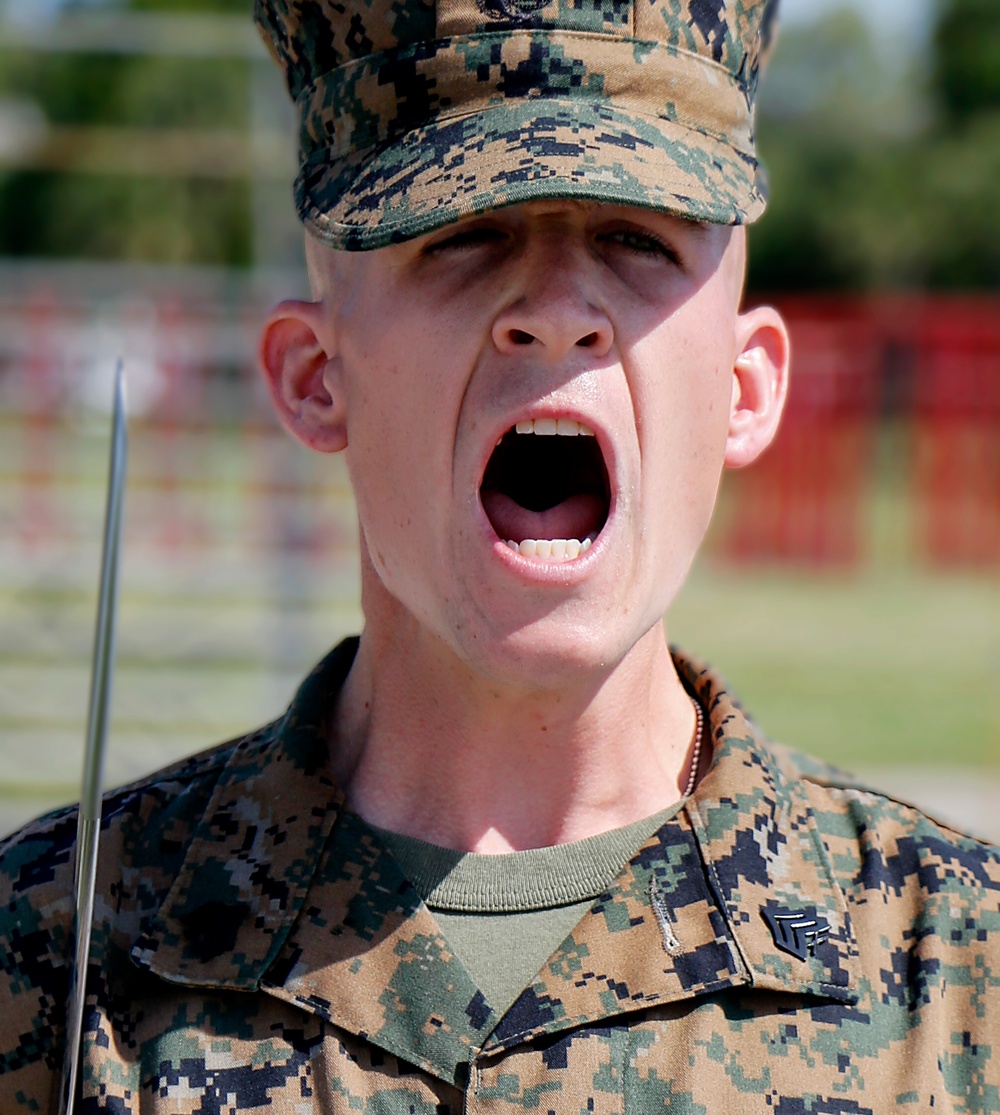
left=260, top=200, right=789, bottom=852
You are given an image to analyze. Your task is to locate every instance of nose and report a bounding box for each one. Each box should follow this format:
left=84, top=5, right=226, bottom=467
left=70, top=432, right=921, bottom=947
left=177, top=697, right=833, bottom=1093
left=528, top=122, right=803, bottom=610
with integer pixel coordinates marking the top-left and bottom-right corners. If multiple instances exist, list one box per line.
left=491, top=244, right=614, bottom=361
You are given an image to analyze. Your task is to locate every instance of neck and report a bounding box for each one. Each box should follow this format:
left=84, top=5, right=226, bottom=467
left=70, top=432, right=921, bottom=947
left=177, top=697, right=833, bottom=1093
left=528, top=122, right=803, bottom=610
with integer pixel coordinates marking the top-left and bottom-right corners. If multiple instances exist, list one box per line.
left=330, top=613, right=699, bottom=854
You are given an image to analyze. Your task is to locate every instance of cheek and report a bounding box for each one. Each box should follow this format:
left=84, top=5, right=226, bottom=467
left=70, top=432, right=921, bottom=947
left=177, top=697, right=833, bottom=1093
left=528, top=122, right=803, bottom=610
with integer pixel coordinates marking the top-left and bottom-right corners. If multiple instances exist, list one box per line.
left=348, top=407, right=433, bottom=536
left=630, top=342, right=733, bottom=566
left=679, top=362, right=732, bottom=510
left=695, top=360, right=737, bottom=459
left=633, top=326, right=732, bottom=457
left=340, top=360, right=456, bottom=588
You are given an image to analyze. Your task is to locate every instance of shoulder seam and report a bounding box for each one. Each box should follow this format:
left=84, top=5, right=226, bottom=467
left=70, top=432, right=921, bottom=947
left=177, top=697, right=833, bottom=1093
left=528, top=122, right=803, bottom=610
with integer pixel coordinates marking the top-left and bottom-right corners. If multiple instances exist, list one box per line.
left=797, top=774, right=1000, bottom=850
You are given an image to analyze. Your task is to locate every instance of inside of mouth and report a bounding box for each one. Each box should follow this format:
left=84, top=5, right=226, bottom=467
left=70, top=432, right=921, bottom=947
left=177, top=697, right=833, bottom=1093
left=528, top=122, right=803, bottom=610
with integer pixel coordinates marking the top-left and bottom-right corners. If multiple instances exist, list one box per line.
left=480, top=430, right=610, bottom=546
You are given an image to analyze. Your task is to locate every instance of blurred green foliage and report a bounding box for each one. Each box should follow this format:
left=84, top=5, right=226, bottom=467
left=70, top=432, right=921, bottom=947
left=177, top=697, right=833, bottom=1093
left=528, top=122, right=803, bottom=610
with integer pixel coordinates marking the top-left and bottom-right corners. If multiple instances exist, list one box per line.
left=1, top=171, right=251, bottom=263
left=0, top=0, right=254, bottom=265
left=933, top=0, right=1000, bottom=120
left=0, top=0, right=998, bottom=286
left=0, top=27, right=248, bottom=129
left=749, top=0, right=1000, bottom=291
left=129, top=0, right=247, bottom=10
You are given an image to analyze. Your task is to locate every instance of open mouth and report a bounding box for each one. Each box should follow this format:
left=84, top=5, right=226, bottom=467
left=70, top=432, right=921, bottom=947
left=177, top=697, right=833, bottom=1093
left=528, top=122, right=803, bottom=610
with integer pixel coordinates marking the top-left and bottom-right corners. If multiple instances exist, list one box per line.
left=480, top=418, right=611, bottom=562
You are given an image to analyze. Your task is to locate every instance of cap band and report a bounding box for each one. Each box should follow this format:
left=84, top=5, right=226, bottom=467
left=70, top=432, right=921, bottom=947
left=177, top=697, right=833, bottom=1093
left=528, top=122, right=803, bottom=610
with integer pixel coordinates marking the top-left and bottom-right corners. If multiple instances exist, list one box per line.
left=296, top=33, right=753, bottom=168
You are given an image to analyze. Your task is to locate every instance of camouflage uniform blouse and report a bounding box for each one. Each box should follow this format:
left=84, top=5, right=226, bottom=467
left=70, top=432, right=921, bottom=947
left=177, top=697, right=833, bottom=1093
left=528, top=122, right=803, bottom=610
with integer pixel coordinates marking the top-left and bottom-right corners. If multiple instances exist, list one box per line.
left=2, top=638, right=999, bottom=1113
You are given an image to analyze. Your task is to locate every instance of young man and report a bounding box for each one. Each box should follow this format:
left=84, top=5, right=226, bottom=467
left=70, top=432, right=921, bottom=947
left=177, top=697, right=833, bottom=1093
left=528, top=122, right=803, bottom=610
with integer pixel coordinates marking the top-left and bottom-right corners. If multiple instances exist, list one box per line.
left=2, top=0, right=999, bottom=1111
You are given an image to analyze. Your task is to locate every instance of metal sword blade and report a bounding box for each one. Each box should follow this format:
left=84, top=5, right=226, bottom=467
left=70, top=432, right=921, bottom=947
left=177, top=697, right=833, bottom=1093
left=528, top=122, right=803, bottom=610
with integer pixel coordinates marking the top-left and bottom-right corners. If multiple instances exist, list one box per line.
left=58, top=362, right=128, bottom=1115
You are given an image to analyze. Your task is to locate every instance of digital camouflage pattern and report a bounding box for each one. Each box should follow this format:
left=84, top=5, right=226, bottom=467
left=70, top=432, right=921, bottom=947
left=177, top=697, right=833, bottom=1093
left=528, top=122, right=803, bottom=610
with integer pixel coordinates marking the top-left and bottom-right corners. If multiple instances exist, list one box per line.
left=253, top=0, right=778, bottom=248
left=2, top=637, right=999, bottom=1113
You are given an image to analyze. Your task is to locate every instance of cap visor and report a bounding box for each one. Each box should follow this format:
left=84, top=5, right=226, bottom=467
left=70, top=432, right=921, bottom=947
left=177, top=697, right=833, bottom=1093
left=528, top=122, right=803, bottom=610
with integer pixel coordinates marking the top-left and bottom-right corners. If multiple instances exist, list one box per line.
left=298, top=98, right=765, bottom=250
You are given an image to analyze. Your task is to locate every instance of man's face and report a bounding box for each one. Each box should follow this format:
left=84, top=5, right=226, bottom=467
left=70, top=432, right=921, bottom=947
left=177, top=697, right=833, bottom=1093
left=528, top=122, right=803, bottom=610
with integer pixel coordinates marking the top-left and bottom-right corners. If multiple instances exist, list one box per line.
left=298, top=201, right=756, bottom=689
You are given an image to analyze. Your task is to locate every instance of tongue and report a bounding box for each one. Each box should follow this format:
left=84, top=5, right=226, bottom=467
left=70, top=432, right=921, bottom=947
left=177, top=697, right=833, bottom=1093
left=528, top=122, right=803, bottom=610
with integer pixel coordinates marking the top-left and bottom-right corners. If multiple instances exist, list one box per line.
left=482, top=490, right=605, bottom=544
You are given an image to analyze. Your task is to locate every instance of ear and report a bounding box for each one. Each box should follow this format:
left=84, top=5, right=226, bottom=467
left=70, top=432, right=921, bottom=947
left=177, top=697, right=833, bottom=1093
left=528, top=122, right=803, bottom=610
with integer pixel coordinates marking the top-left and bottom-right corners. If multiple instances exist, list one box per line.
left=258, top=300, right=347, bottom=453
left=724, top=304, right=790, bottom=470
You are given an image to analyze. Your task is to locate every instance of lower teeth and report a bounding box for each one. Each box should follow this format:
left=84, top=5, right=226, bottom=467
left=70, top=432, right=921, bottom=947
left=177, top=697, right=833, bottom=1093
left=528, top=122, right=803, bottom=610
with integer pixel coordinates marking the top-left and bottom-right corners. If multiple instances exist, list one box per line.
left=506, top=536, right=595, bottom=560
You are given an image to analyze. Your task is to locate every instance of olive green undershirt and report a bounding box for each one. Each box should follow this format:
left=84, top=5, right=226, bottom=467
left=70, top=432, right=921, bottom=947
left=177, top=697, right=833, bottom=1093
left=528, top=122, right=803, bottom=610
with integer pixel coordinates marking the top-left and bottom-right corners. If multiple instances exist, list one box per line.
left=368, top=803, right=681, bottom=1019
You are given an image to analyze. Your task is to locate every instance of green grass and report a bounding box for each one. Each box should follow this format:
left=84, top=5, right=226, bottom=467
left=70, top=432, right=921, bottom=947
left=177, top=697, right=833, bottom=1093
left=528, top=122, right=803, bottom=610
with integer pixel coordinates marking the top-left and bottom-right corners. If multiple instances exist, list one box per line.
left=668, top=561, right=999, bottom=770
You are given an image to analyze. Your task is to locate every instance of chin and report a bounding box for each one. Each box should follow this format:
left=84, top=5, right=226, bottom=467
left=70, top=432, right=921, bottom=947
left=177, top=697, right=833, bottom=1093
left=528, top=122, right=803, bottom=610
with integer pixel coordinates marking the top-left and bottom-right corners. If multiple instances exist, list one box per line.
left=452, top=613, right=645, bottom=694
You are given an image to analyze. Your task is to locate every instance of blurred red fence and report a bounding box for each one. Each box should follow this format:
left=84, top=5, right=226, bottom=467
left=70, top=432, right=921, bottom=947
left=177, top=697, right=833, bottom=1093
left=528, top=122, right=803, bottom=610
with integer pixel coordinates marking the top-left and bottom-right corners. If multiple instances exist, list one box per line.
left=723, top=294, right=1000, bottom=568
left=1, top=275, right=999, bottom=570
left=0, top=265, right=358, bottom=566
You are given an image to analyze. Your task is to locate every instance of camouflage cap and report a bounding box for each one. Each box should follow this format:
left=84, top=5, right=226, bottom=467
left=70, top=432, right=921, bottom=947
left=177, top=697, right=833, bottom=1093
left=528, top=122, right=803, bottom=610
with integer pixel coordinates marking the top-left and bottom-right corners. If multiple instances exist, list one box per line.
left=255, top=0, right=779, bottom=250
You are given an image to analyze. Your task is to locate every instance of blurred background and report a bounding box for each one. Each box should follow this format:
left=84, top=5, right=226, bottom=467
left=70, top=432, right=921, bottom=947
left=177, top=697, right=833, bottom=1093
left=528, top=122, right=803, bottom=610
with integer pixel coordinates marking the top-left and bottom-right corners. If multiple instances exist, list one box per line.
left=0, top=0, right=997, bottom=839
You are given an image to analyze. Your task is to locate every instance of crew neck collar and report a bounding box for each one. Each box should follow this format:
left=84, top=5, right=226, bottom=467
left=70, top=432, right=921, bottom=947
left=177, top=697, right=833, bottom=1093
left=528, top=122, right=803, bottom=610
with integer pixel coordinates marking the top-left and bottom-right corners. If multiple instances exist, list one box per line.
left=367, top=803, right=680, bottom=912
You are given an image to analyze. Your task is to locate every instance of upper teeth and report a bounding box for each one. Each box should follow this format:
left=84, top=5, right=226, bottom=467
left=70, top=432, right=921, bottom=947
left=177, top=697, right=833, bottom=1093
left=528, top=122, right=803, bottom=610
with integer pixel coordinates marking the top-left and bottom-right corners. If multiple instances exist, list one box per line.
left=515, top=418, right=595, bottom=437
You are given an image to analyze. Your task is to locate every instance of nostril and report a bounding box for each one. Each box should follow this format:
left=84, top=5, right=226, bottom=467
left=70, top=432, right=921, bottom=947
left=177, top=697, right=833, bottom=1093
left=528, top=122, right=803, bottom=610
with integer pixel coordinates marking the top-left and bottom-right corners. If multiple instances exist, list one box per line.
left=577, top=332, right=600, bottom=348
left=510, top=329, right=535, bottom=346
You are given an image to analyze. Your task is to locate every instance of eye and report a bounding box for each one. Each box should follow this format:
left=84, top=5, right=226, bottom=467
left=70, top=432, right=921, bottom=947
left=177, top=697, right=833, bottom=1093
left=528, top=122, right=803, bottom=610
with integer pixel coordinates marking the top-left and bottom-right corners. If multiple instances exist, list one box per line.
left=424, top=222, right=509, bottom=254
left=598, top=226, right=681, bottom=264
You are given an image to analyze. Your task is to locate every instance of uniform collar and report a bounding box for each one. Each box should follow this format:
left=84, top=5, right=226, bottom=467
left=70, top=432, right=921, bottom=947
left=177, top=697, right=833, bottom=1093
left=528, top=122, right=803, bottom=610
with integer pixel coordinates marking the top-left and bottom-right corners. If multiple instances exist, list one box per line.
left=131, top=639, right=357, bottom=988
left=678, top=650, right=861, bottom=1004
left=133, top=640, right=861, bottom=1082
left=484, top=652, right=861, bottom=1055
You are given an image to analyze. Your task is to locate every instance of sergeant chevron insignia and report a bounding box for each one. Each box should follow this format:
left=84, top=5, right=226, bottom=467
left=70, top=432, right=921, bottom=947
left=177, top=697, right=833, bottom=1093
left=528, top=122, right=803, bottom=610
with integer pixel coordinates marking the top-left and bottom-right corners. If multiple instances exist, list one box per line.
left=762, top=906, right=832, bottom=961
